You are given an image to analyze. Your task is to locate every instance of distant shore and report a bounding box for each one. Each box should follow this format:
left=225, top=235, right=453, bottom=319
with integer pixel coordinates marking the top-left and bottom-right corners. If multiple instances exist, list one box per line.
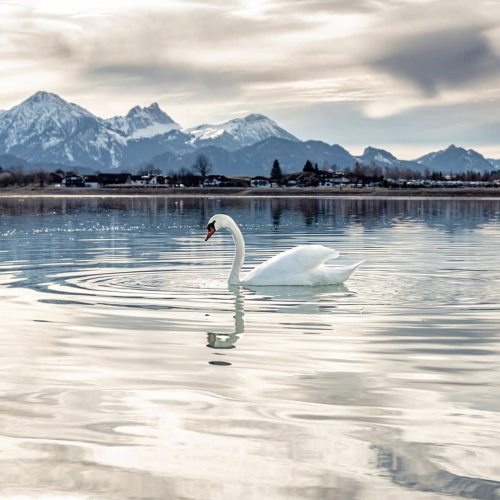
left=0, top=185, right=499, bottom=198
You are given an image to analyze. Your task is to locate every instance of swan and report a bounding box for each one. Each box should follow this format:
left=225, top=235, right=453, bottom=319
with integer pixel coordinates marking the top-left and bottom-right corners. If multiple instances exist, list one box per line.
left=205, top=214, right=363, bottom=286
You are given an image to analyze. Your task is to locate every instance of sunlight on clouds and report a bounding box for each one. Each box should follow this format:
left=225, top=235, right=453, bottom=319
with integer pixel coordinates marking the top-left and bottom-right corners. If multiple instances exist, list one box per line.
left=364, top=97, right=431, bottom=118
left=298, top=13, right=369, bottom=39
left=244, top=76, right=390, bottom=106
left=233, top=0, right=273, bottom=19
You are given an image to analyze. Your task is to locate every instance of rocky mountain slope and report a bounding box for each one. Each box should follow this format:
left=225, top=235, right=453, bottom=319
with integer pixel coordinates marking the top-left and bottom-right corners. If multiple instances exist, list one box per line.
left=416, top=145, right=492, bottom=173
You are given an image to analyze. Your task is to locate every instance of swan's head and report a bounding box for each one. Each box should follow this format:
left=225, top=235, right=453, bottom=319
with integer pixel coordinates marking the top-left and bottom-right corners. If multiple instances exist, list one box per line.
left=205, top=214, right=234, bottom=241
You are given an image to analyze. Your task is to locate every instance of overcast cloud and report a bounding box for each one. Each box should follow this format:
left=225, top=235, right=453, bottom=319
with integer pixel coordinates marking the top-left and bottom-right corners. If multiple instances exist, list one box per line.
left=1, top=0, right=499, bottom=157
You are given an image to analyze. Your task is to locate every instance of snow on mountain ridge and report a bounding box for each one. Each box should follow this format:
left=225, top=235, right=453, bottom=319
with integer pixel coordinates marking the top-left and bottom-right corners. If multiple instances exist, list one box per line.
left=0, top=91, right=101, bottom=148
left=107, top=102, right=179, bottom=139
left=0, top=92, right=302, bottom=168
left=0, top=91, right=125, bottom=167
left=416, top=145, right=492, bottom=173
left=356, top=146, right=423, bottom=171
left=185, top=113, right=299, bottom=151
left=357, top=146, right=398, bottom=166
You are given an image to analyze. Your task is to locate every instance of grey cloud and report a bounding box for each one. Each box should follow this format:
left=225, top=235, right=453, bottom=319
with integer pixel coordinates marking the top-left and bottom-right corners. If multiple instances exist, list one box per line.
left=85, top=63, right=247, bottom=102
left=4, top=5, right=301, bottom=65
left=14, top=29, right=77, bottom=62
left=269, top=0, right=394, bottom=15
left=0, top=4, right=80, bottom=62
left=85, top=59, right=316, bottom=102
left=3, top=5, right=314, bottom=99
left=372, top=28, right=500, bottom=95
left=74, top=8, right=343, bottom=98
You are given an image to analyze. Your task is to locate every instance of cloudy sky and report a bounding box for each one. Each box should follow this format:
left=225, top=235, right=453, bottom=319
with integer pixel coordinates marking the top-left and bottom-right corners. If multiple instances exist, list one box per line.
left=1, top=0, right=499, bottom=158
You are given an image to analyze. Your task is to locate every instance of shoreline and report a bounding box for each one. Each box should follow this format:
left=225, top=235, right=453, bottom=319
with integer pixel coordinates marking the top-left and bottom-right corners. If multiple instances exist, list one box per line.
left=0, top=186, right=499, bottom=198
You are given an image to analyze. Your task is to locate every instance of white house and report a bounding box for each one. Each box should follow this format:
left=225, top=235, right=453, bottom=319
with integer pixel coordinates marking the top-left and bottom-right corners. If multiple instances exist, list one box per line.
left=319, top=175, right=350, bottom=187
left=131, top=175, right=160, bottom=185
left=203, top=175, right=228, bottom=187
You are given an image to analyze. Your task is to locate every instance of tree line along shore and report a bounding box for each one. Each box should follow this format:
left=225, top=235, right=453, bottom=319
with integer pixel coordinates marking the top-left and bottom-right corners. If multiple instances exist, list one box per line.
left=0, top=156, right=499, bottom=194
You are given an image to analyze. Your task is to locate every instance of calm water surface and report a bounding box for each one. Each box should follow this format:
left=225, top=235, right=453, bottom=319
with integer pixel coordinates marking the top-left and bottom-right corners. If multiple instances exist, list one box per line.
left=0, top=196, right=499, bottom=499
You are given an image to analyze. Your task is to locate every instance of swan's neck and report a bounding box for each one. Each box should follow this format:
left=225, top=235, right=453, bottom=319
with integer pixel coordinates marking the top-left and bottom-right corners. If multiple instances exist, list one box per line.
left=226, top=220, right=245, bottom=285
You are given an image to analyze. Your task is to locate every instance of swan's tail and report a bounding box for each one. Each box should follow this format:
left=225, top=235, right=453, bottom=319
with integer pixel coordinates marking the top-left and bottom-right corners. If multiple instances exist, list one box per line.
left=326, top=260, right=365, bottom=284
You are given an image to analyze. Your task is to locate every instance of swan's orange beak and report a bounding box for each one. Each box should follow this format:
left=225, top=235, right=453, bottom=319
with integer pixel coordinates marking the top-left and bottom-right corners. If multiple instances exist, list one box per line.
left=205, top=227, right=216, bottom=241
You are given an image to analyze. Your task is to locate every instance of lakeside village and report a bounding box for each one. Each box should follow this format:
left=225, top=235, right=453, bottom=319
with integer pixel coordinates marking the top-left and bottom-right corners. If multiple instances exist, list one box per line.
left=1, top=156, right=499, bottom=190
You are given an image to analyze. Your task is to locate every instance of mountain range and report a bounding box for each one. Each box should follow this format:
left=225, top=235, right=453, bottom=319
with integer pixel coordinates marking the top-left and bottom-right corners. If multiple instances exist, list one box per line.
left=0, top=91, right=498, bottom=175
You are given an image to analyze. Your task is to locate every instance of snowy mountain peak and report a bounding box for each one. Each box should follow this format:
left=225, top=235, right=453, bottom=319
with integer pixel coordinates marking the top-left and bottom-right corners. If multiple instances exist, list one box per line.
left=356, top=146, right=423, bottom=171
left=108, top=102, right=179, bottom=139
left=186, top=113, right=299, bottom=151
left=25, top=90, right=64, bottom=104
left=357, top=146, right=399, bottom=166
left=240, top=113, right=268, bottom=122
left=362, top=146, right=397, bottom=160
left=14, top=91, right=97, bottom=123
left=14, top=90, right=94, bottom=118
left=417, top=145, right=491, bottom=173
left=0, top=91, right=97, bottom=146
left=127, top=102, right=176, bottom=124
left=0, top=91, right=124, bottom=167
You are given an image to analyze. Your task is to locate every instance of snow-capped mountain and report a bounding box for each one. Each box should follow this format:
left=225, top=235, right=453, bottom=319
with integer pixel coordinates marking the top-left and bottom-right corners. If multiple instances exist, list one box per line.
left=186, top=114, right=299, bottom=151
left=417, top=145, right=492, bottom=173
left=106, top=103, right=179, bottom=139
left=0, top=91, right=125, bottom=167
left=357, top=146, right=423, bottom=170
left=0, top=92, right=301, bottom=169
left=3, top=91, right=495, bottom=176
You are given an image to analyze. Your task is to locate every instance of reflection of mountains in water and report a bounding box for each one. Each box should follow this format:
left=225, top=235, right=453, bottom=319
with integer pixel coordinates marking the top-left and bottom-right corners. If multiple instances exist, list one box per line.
left=1, top=197, right=498, bottom=235
left=375, top=444, right=500, bottom=499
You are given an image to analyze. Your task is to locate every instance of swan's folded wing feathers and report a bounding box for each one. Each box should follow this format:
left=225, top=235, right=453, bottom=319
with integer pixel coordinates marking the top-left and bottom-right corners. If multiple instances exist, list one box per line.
left=244, top=245, right=339, bottom=282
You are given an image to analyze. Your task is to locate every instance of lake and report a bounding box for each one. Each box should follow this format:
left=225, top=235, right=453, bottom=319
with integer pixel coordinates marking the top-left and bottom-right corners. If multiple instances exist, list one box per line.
left=0, top=196, right=499, bottom=499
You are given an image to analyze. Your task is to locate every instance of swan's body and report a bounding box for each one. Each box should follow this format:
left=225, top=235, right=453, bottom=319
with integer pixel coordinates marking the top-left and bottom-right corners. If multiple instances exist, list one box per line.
left=205, top=214, right=363, bottom=286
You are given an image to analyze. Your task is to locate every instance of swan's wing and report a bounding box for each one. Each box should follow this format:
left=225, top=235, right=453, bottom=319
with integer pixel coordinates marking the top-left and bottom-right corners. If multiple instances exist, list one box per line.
left=244, top=245, right=339, bottom=283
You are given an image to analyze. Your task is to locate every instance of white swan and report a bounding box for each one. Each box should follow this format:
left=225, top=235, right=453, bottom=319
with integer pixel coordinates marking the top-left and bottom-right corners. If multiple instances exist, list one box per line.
left=205, top=214, right=363, bottom=286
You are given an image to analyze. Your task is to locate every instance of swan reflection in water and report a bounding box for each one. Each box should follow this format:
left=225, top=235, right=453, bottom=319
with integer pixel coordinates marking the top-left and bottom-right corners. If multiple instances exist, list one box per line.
left=207, top=286, right=245, bottom=350
left=206, top=283, right=354, bottom=356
